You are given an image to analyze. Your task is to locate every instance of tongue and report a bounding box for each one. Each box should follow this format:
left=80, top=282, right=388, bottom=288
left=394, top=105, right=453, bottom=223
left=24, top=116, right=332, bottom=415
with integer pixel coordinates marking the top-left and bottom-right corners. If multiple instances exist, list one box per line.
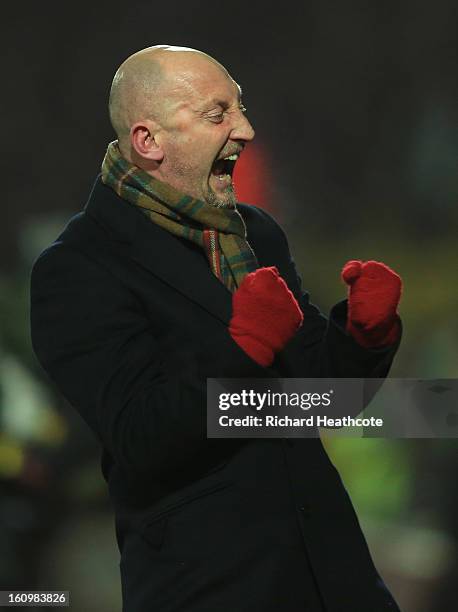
left=212, top=159, right=226, bottom=176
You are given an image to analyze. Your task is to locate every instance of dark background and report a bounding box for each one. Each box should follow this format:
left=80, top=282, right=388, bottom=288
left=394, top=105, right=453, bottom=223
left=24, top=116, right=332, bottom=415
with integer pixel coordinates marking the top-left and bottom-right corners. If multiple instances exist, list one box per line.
left=1, top=2, right=457, bottom=611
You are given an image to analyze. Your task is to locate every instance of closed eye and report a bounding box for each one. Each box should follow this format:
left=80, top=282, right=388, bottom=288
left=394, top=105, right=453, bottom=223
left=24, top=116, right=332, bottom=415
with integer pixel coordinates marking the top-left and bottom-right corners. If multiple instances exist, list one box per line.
left=207, top=113, right=224, bottom=123
left=207, top=104, right=247, bottom=123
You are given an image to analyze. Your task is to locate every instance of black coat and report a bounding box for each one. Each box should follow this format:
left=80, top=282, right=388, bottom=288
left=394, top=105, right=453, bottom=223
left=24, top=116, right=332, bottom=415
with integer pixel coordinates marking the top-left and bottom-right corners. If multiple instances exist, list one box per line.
left=30, top=177, right=401, bottom=612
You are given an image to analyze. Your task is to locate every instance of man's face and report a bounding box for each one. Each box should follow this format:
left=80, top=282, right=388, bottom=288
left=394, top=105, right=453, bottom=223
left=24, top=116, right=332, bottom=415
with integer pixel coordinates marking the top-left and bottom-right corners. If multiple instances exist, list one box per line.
left=155, top=61, right=255, bottom=207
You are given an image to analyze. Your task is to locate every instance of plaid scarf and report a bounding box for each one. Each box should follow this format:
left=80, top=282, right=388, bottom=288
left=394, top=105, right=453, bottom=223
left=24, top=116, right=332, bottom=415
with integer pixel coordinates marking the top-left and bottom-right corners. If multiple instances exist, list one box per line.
left=101, top=141, right=258, bottom=292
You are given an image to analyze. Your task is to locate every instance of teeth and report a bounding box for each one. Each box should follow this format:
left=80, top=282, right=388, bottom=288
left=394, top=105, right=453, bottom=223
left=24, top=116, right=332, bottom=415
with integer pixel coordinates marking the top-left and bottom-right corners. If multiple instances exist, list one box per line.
left=224, top=154, right=239, bottom=161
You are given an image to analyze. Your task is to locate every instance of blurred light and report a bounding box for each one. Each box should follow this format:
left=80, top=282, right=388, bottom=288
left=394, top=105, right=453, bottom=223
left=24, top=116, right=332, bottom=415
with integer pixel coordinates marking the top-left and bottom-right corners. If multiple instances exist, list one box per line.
left=233, top=142, right=273, bottom=210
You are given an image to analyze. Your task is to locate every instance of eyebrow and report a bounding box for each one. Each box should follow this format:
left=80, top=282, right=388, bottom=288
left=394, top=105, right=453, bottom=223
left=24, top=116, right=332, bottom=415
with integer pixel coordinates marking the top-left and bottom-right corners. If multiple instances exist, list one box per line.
left=195, top=84, right=244, bottom=114
left=205, top=89, right=243, bottom=110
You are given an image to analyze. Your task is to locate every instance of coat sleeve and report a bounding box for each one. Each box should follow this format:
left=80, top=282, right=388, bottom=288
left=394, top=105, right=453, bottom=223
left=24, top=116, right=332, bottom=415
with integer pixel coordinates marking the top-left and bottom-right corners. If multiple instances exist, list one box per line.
left=30, top=243, right=273, bottom=480
left=251, top=206, right=401, bottom=379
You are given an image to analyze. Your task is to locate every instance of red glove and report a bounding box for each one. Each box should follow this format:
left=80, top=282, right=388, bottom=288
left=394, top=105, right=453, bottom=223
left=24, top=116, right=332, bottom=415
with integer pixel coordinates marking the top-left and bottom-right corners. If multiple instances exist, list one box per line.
left=229, top=267, right=303, bottom=367
left=342, top=260, right=402, bottom=348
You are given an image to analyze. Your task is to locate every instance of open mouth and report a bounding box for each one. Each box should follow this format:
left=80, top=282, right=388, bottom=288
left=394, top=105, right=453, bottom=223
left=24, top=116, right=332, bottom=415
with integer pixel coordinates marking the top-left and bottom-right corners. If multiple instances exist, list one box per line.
left=210, top=153, right=239, bottom=181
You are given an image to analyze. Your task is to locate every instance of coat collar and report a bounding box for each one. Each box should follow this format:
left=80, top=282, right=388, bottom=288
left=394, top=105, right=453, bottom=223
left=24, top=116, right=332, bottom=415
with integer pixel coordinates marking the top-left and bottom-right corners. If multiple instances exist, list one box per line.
left=84, top=176, right=273, bottom=326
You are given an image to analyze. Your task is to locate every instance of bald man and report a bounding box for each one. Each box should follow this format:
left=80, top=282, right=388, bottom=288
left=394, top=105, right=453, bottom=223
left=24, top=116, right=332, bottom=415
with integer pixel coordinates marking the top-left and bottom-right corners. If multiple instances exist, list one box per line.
left=31, top=46, right=402, bottom=611
left=108, top=46, right=255, bottom=210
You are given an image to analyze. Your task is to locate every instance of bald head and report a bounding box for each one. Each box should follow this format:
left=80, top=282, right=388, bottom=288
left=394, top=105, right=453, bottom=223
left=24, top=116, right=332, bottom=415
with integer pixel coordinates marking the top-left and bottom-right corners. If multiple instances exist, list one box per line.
left=107, top=44, right=254, bottom=207
left=108, top=45, right=230, bottom=154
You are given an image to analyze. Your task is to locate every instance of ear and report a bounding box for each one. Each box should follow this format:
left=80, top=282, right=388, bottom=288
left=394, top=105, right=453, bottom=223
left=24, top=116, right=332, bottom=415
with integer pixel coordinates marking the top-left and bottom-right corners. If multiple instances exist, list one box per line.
left=130, top=120, right=164, bottom=162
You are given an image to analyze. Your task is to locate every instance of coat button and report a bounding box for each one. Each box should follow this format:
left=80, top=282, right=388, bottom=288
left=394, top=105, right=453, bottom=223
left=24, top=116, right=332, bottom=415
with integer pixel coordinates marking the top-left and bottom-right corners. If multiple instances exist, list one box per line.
left=298, top=505, right=311, bottom=517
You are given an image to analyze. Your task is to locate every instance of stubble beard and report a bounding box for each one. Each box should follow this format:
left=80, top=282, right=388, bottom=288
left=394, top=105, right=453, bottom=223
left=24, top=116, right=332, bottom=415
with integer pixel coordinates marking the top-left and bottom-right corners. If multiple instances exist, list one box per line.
left=204, top=182, right=237, bottom=209
left=166, top=156, right=237, bottom=209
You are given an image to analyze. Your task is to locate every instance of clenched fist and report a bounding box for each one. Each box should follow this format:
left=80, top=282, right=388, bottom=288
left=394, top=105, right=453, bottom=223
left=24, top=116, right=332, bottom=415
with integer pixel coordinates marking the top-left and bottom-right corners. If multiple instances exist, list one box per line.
left=229, top=267, right=303, bottom=367
left=341, top=260, right=402, bottom=348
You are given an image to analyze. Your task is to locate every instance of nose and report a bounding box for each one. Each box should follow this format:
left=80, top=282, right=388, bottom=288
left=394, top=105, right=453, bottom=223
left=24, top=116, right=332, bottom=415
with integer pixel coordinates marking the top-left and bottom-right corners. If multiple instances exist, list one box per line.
left=230, top=111, right=255, bottom=143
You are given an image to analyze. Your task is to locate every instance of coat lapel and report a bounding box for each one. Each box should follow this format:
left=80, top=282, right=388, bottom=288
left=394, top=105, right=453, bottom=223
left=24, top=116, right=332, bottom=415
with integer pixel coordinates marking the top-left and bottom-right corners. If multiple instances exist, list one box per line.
left=129, top=212, right=234, bottom=325
left=85, top=176, right=234, bottom=325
